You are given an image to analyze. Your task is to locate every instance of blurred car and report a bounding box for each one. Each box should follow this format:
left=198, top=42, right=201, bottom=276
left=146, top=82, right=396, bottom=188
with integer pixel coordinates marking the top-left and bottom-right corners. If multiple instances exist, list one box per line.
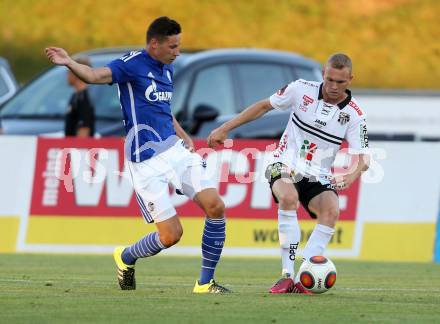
left=0, top=57, right=19, bottom=106
left=0, top=48, right=322, bottom=138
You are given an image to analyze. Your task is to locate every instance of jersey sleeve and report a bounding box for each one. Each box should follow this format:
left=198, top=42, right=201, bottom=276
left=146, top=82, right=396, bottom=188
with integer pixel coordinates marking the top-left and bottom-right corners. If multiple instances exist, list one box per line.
left=106, top=52, right=137, bottom=84
left=346, top=115, right=370, bottom=155
left=269, top=81, right=299, bottom=111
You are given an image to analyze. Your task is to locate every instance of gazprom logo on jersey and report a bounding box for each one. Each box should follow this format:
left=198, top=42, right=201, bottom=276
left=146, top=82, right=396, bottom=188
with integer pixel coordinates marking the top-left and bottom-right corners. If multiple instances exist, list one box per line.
left=145, top=80, right=172, bottom=102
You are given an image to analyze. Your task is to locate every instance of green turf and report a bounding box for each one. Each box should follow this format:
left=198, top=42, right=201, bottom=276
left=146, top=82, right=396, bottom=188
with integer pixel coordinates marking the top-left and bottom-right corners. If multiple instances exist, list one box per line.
left=0, top=254, right=439, bottom=323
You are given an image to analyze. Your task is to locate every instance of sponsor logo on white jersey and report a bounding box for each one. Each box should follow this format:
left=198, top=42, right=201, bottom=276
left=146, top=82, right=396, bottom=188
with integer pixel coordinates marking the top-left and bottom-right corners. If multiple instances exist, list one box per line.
left=321, top=103, right=333, bottom=116
left=360, top=124, right=369, bottom=148
left=349, top=101, right=363, bottom=116
left=314, top=119, right=327, bottom=128
left=300, top=95, right=314, bottom=112
left=299, top=140, right=318, bottom=164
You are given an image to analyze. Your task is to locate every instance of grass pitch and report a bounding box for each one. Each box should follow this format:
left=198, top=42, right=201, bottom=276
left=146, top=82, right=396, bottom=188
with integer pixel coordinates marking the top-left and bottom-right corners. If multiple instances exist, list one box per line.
left=1, top=254, right=439, bottom=323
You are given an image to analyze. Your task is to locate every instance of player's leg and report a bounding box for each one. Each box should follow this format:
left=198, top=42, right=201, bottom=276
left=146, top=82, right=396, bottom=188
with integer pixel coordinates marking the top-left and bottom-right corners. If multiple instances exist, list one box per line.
left=272, top=178, right=301, bottom=278
left=120, top=215, right=182, bottom=265
left=115, top=218, right=182, bottom=291
left=266, top=163, right=302, bottom=293
left=193, top=188, right=229, bottom=292
left=180, top=163, right=230, bottom=293
left=114, top=158, right=180, bottom=290
left=302, top=190, right=339, bottom=260
left=114, top=186, right=181, bottom=290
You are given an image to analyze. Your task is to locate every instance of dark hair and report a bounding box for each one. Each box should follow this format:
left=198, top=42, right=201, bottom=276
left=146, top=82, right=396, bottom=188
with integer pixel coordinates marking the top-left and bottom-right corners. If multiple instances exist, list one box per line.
left=327, top=53, right=352, bottom=74
left=146, top=16, right=181, bottom=43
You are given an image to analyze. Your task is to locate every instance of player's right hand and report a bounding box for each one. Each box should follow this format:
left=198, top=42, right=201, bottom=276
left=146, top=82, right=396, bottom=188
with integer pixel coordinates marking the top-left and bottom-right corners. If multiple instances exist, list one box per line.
left=45, top=47, right=72, bottom=66
left=207, top=127, right=228, bottom=149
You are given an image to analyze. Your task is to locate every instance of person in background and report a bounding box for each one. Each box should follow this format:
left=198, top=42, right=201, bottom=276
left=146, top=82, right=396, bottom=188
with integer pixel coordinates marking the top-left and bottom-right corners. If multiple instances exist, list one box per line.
left=65, top=57, right=95, bottom=137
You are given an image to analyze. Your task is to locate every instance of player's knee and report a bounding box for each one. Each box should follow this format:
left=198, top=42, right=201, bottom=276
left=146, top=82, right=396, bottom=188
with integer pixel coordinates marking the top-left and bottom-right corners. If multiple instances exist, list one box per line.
left=276, top=192, right=298, bottom=210
left=160, top=234, right=181, bottom=248
left=204, top=198, right=225, bottom=218
left=319, top=208, right=339, bottom=227
left=159, top=228, right=183, bottom=247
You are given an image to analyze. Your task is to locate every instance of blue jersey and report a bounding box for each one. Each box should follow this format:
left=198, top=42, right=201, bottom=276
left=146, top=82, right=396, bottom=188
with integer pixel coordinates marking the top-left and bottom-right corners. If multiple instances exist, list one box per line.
left=107, top=49, right=178, bottom=162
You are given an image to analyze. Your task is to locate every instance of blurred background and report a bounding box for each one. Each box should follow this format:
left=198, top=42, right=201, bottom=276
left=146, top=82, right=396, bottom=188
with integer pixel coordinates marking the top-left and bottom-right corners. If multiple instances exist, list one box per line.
left=0, top=0, right=439, bottom=263
left=1, top=0, right=439, bottom=88
left=1, top=2, right=440, bottom=321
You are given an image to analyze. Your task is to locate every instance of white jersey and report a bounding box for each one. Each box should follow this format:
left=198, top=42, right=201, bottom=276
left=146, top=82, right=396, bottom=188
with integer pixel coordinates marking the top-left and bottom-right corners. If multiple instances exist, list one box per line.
left=269, top=79, right=369, bottom=182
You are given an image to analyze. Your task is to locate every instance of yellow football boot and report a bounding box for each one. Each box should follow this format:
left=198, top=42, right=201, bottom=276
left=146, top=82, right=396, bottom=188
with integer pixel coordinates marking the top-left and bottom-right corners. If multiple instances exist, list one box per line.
left=113, top=246, right=136, bottom=290
left=193, top=279, right=231, bottom=293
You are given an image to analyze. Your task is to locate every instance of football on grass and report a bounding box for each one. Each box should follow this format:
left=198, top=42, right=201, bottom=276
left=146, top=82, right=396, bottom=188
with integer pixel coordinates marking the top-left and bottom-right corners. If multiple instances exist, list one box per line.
left=297, top=256, right=337, bottom=294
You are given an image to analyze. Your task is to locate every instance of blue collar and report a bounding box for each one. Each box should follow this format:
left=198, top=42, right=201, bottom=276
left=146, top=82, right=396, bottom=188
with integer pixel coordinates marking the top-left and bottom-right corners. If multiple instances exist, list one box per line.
left=143, top=50, right=165, bottom=70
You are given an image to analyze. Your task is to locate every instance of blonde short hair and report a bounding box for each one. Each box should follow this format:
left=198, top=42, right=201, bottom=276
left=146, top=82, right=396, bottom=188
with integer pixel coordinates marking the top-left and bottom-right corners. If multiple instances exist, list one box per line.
left=327, top=53, right=352, bottom=74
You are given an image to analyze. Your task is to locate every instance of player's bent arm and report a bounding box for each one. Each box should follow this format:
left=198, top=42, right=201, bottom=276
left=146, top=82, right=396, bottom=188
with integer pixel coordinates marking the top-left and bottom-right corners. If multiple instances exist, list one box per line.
left=349, top=153, right=370, bottom=178
left=358, top=153, right=370, bottom=173
left=332, top=153, right=370, bottom=189
left=66, top=60, right=113, bottom=84
left=220, top=99, right=273, bottom=133
left=172, top=115, right=194, bottom=151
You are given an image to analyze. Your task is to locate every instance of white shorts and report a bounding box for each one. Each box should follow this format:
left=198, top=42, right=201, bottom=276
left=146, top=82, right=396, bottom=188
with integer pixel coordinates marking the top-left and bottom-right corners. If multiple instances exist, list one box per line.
left=127, top=139, right=216, bottom=223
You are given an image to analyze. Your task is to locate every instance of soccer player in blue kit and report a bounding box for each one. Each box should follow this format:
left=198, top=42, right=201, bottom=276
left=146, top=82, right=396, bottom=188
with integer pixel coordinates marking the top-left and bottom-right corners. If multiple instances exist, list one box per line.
left=45, top=16, right=230, bottom=293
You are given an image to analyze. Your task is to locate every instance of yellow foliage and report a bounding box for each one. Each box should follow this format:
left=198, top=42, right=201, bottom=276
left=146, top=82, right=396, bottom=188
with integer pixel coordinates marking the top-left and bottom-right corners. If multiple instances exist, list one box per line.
left=1, top=0, right=439, bottom=88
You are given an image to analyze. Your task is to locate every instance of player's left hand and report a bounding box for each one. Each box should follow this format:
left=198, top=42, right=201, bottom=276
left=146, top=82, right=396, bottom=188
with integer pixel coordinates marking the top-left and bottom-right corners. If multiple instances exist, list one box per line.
left=45, top=47, right=72, bottom=66
left=331, top=173, right=357, bottom=191
left=183, top=137, right=195, bottom=152
left=207, top=127, right=228, bottom=149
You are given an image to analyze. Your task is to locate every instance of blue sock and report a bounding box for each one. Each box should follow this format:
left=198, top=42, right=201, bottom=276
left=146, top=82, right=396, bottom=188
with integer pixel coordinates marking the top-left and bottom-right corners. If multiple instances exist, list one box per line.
left=122, top=232, right=165, bottom=265
left=199, top=217, right=226, bottom=284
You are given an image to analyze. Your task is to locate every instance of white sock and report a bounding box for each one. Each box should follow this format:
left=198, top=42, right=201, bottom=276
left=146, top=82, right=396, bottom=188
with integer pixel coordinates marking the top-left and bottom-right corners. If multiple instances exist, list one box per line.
left=302, top=224, right=335, bottom=260
left=278, top=209, right=301, bottom=277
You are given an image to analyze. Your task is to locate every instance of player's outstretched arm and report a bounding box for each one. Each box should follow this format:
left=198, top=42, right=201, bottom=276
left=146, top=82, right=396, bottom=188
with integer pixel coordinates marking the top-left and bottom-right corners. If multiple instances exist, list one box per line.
left=207, top=99, right=273, bottom=148
left=45, top=47, right=112, bottom=84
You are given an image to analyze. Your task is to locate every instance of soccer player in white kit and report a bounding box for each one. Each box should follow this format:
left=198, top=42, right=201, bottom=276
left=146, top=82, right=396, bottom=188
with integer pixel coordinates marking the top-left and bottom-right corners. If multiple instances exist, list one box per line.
left=208, top=53, right=370, bottom=294
left=46, top=17, right=230, bottom=293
